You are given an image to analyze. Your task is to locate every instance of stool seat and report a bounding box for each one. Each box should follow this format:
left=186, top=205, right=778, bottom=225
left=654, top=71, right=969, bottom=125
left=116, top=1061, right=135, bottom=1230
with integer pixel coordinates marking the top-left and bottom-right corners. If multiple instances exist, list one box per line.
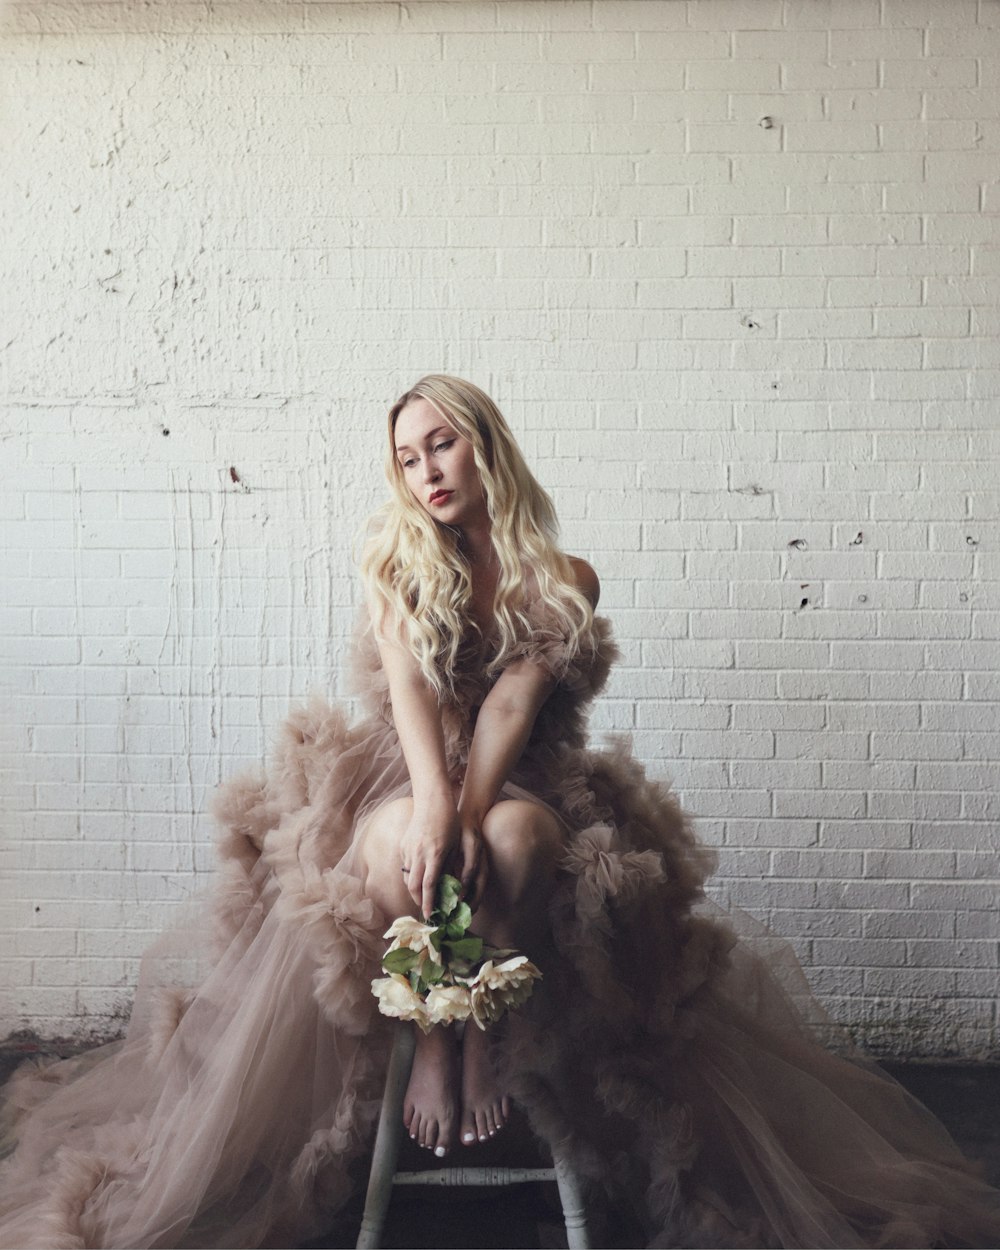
left=356, top=1028, right=591, bottom=1249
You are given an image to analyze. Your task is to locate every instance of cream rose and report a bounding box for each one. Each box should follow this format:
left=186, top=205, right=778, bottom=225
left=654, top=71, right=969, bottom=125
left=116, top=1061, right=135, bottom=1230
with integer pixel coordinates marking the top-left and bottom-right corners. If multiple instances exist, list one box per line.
left=383, top=916, right=443, bottom=967
left=370, top=974, right=431, bottom=1032
left=468, top=956, right=542, bottom=1030
left=425, top=984, right=473, bottom=1026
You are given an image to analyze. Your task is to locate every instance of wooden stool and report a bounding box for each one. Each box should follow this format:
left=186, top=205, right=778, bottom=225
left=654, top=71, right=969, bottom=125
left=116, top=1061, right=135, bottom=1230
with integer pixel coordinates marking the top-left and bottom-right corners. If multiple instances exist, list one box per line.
left=356, top=1027, right=592, bottom=1249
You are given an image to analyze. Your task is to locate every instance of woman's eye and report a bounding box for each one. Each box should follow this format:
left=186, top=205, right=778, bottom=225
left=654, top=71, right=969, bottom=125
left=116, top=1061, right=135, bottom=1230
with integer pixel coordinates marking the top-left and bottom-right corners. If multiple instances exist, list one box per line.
left=433, top=440, right=454, bottom=453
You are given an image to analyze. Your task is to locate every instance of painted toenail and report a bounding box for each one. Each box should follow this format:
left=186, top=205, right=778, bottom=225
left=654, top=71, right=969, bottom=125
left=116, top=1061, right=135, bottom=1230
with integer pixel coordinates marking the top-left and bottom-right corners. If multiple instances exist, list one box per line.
left=435, top=1146, right=446, bottom=1158
left=463, top=1132, right=475, bottom=1143
left=479, top=1134, right=488, bottom=1142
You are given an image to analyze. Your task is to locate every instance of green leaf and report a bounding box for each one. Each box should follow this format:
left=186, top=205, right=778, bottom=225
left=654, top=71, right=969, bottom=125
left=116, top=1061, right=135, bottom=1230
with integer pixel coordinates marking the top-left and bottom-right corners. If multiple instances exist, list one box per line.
left=437, top=874, right=463, bottom=919
left=382, top=947, right=419, bottom=975
left=423, top=961, right=445, bottom=985
left=444, top=936, right=484, bottom=962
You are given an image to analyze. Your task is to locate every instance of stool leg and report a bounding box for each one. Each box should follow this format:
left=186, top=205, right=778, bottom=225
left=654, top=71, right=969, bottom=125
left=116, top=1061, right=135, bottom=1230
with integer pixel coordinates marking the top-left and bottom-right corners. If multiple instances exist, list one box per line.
left=356, top=1027, right=416, bottom=1250
left=553, top=1152, right=592, bottom=1250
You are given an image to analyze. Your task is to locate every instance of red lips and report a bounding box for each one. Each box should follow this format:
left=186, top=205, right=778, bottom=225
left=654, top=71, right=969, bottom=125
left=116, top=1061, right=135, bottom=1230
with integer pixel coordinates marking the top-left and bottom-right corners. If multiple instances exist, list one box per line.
left=429, top=490, right=453, bottom=505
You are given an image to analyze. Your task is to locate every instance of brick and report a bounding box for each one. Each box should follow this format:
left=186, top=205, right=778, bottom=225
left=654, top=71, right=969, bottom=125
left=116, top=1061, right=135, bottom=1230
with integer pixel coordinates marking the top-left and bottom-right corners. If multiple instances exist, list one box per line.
left=814, top=938, right=908, bottom=968
left=820, top=819, right=911, bottom=849
left=772, top=848, right=866, bottom=876
left=862, top=970, right=957, bottom=999
left=956, top=912, right=1000, bottom=939
left=908, top=940, right=997, bottom=969
left=883, top=0, right=977, bottom=25
left=592, top=1, right=688, bottom=31
left=781, top=1, right=880, bottom=28
left=865, top=911, right=955, bottom=940
left=784, top=62, right=879, bottom=91
left=785, top=121, right=880, bottom=153
left=815, top=880, right=911, bottom=910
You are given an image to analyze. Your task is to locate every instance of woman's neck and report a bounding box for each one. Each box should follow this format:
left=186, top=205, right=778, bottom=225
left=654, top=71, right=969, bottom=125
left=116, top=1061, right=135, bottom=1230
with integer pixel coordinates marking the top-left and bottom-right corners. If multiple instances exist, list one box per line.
left=458, top=521, right=495, bottom=570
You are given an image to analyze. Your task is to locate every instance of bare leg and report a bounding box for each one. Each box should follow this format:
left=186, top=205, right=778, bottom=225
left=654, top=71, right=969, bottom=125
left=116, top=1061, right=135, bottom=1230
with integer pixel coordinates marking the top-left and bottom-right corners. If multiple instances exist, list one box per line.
left=460, top=1021, right=508, bottom=1144
left=406, top=1025, right=461, bottom=1157
left=360, top=794, right=562, bottom=1154
left=458, top=799, right=563, bottom=1146
left=361, top=797, right=461, bottom=1156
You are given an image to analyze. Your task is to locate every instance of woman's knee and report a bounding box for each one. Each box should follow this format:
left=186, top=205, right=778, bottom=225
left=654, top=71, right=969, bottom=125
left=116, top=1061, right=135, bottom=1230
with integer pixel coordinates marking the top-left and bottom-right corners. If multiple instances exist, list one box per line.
left=481, top=801, right=563, bottom=876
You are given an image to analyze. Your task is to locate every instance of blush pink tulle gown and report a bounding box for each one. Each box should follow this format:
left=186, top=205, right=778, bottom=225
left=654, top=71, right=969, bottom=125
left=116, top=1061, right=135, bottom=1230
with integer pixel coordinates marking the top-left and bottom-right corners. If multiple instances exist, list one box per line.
left=2, top=597, right=1000, bottom=1249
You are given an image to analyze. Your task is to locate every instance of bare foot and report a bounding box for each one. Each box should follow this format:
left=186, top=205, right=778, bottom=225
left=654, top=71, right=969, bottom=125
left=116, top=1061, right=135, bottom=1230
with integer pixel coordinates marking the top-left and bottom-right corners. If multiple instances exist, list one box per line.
left=459, top=1022, right=510, bottom=1146
left=403, top=1025, right=461, bottom=1157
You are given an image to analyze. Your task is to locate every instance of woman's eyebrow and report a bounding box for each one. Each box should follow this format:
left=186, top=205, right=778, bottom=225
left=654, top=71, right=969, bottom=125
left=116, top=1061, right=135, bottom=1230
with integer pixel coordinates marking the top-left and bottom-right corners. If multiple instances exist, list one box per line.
left=394, top=426, right=450, bottom=454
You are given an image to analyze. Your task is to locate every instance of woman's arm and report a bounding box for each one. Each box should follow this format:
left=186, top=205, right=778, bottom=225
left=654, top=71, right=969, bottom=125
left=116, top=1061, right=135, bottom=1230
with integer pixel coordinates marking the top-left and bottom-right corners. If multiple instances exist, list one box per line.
left=373, top=619, right=460, bottom=919
left=456, top=660, right=556, bottom=911
left=457, top=558, right=600, bottom=906
left=457, top=660, right=557, bottom=832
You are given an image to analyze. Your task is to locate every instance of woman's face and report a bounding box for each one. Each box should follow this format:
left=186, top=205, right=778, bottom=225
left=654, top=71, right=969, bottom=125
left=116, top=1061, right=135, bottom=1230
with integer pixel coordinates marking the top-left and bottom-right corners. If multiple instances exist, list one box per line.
left=393, top=398, right=488, bottom=528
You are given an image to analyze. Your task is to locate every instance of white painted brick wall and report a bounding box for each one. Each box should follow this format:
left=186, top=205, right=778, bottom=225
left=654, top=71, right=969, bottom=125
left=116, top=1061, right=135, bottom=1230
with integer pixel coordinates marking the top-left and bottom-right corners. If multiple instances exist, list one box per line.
left=1, top=0, right=998, bottom=1058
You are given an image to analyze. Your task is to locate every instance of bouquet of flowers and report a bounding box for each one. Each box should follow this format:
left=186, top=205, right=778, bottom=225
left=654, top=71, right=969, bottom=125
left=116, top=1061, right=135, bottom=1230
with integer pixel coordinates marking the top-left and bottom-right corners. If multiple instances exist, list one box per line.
left=370, top=874, right=541, bottom=1034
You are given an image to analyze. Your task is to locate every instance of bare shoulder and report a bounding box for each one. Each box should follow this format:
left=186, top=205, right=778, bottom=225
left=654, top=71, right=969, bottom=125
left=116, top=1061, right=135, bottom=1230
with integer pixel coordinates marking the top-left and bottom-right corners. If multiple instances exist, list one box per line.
left=566, top=556, right=601, bottom=608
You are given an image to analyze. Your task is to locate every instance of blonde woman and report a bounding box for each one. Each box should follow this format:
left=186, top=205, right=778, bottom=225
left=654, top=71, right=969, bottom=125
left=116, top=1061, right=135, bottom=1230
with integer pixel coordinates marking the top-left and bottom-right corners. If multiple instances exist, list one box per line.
left=3, top=375, right=1000, bottom=1249
left=356, top=377, right=599, bottom=1156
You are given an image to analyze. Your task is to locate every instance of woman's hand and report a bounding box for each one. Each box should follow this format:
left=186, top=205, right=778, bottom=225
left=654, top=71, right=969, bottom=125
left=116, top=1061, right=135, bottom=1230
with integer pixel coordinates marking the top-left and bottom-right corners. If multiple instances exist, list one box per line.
left=400, top=800, right=461, bottom=919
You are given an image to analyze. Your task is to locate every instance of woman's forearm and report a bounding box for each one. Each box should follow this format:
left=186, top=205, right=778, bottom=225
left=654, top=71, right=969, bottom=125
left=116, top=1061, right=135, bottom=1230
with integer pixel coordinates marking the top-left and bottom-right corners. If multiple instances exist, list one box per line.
left=389, top=673, right=454, bottom=809
left=458, top=703, right=536, bottom=825
left=458, top=662, right=555, bottom=825
left=378, top=661, right=463, bottom=915
left=371, top=609, right=455, bottom=811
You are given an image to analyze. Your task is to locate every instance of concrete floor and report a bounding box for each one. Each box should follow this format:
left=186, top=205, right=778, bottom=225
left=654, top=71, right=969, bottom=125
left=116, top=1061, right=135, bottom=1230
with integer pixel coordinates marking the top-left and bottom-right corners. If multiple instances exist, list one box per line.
left=2, top=1042, right=998, bottom=1249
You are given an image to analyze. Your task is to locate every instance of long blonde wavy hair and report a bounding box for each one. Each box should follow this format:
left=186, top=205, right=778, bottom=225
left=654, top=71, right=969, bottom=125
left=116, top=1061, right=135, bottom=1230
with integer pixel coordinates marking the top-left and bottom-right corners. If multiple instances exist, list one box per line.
left=360, top=374, right=595, bottom=697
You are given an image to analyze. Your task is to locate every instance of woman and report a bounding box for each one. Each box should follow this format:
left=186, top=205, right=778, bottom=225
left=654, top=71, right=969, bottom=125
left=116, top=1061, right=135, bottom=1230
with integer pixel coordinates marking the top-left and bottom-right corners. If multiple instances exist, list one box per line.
left=1, top=374, right=999, bottom=1249
left=357, top=381, right=599, bottom=1158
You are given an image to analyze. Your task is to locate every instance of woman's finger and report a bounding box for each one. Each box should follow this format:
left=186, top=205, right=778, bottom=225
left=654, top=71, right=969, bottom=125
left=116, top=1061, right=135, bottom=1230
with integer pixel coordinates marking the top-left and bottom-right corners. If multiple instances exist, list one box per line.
left=462, top=835, right=488, bottom=911
left=406, top=867, right=421, bottom=912
left=458, top=830, right=481, bottom=895
left=421, top=853, right=443, bottom=919
left=471, top=856, right=489, bottom=912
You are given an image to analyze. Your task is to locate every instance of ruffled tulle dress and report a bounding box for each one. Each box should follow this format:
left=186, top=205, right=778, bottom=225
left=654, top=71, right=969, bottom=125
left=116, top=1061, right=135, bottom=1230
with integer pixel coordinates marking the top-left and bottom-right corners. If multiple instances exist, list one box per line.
left=2, top=597, right=1000, bottom=1249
